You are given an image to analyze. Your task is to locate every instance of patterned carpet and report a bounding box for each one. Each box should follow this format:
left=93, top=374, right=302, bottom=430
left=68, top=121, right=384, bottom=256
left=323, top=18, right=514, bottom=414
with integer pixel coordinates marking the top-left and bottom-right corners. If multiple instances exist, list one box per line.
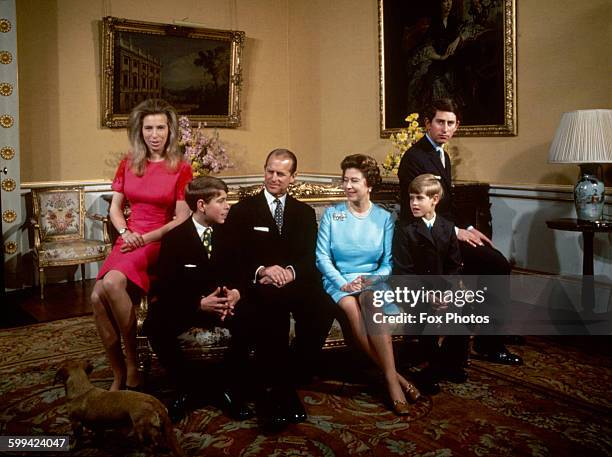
left=0, top=316, right=610, bottom=456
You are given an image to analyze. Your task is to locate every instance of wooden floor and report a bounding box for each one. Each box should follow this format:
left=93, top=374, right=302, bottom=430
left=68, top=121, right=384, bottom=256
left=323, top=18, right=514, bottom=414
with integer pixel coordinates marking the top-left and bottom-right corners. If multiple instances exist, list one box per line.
left=1, top=279, right=94, bottom=329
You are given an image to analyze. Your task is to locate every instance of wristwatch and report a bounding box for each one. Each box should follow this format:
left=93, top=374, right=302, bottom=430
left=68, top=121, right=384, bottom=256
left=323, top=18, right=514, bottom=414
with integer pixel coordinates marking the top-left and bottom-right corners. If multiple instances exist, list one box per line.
left=118, top=227, right=128, bottom=235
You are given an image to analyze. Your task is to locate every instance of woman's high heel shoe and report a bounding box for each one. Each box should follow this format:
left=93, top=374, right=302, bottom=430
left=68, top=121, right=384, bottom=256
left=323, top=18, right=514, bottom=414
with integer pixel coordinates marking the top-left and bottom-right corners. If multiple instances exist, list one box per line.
left=403, top=382, right=421, bottom=403
left=392, top=399, right=410, bottom=416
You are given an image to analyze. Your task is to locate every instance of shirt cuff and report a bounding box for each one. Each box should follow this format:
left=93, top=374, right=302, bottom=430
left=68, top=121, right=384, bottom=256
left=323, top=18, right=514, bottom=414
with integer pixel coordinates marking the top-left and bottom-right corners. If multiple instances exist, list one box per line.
left=287, top=265, right=296, bottom=280
left=455, top=225, right=474, bottom=235
left=253, top=265, right=265, bottom=284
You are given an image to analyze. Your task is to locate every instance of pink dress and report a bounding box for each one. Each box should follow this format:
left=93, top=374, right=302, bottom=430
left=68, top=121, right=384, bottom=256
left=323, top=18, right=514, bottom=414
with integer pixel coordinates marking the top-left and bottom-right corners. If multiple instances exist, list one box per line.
left=97, top=158, right=193, bottom=292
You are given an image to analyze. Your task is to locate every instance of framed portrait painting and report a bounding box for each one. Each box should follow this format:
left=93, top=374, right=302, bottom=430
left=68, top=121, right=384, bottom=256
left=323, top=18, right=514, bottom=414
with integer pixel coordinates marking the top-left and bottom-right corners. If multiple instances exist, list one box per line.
left=378, top=0, right=516, bottom=137
left=101, top=16, right=245, bottom=128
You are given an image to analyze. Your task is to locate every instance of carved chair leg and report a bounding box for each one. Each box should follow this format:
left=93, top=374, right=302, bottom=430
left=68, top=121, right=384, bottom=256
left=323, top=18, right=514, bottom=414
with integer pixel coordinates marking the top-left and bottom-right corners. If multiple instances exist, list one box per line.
left=135, top=294, right=151, bottom=374
left=39, top=267, right=45, bottom=300
left=80, top=264, right=86, bottom=284
left=136, top=336, right=152, bottom=374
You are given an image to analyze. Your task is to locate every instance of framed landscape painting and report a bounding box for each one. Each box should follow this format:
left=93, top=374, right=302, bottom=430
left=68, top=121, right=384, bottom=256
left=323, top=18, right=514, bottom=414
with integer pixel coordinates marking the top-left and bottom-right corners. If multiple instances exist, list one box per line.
left=378, top=0, right=516, bottom=137
left=101, top=16, right=245, bottom=128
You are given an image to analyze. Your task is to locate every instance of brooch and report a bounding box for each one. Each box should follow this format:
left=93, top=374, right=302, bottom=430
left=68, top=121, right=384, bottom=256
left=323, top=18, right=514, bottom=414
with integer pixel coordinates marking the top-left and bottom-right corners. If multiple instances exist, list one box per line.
left=332, top=211, right=347, bottom=221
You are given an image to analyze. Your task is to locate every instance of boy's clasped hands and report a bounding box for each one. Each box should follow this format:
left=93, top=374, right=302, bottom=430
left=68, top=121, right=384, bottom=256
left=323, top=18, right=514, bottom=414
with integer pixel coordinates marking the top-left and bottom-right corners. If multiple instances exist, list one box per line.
left=200, top=286, right=240, bottom=321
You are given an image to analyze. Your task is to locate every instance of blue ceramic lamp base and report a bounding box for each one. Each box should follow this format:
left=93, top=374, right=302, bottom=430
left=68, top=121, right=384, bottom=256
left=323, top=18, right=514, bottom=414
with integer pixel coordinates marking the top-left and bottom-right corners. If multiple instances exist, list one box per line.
left=574, top=164, right=605, bottom=221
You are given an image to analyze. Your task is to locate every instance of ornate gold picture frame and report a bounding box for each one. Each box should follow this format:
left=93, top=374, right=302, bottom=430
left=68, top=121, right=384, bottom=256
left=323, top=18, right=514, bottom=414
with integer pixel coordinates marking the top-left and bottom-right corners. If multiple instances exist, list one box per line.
left=101, top=16, right=245, bottom=128
left=378, top=0, right=516, bottom=137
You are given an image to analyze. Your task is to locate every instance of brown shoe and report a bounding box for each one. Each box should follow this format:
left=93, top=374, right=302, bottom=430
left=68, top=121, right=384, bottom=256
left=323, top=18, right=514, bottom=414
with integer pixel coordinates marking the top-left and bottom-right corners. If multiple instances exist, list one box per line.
left=403, top=382, right=421, bottom=403
left=392, top=400, right=410, bottom=416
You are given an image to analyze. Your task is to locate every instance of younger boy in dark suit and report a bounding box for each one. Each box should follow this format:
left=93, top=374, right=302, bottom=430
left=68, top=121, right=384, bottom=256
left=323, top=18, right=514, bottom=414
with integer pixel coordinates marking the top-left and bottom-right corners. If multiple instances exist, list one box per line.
left=392, top=173, right=469, bottom=395
left=144, top=176, right=245, bottom=420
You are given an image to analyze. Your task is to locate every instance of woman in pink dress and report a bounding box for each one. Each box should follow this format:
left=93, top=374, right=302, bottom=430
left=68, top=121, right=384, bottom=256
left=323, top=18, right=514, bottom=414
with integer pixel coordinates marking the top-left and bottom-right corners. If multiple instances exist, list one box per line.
left=92, top=99, right=193, bottom=391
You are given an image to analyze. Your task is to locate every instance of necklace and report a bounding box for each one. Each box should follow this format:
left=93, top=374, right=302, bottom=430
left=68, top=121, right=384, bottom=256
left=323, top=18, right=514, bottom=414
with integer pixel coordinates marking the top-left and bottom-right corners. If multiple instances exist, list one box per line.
left=348, top=200, right=373, bottom=219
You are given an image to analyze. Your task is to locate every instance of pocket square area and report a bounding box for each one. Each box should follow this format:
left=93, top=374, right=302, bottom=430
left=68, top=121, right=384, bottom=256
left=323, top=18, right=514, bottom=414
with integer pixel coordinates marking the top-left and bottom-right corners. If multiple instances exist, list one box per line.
left=184, top=264, right=197, bottom=268
left=253, top=226, right=269, bottom=232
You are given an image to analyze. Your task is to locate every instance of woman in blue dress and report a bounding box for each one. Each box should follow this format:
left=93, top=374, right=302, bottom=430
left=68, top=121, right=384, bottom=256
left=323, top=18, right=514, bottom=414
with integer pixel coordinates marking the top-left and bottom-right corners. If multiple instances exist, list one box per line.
left=316, top=154, right=420, bottom=415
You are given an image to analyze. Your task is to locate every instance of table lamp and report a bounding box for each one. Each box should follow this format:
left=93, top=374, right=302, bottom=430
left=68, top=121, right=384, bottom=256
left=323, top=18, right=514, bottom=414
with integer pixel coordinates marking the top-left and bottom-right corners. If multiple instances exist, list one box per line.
left=548, top=109, right=612, bottom=221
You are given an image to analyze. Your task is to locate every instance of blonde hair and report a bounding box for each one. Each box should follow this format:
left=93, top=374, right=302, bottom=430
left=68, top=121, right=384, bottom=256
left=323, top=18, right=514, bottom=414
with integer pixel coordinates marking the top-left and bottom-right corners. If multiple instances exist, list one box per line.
left=409, top=174, right=444, bottom=199
left=126, top=99, right=181, bottom=176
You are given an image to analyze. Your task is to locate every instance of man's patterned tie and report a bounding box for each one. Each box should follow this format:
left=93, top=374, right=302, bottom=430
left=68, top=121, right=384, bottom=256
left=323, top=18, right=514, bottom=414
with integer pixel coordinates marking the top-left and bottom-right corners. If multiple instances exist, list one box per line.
left=202, top=227, right=213, bottom=259
left=273, top=198, right=283, bottom=234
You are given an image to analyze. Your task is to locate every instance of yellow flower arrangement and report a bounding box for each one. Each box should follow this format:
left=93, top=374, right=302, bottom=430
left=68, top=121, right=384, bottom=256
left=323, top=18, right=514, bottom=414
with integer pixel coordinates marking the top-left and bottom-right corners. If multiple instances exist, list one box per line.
left=382, top=113, right=425, bottom=176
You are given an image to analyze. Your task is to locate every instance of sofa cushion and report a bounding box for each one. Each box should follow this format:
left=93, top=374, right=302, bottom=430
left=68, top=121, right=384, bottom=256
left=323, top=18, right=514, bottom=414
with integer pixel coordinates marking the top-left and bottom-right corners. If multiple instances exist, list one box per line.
left=38, top=239, right=109, bottom=264
left=176, top=317, right=348, bottom=357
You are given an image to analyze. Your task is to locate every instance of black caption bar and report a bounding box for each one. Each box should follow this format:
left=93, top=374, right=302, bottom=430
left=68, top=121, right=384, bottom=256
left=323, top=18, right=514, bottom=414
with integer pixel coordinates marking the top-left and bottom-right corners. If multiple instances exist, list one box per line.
left=0, top=436, right=69, bottom=452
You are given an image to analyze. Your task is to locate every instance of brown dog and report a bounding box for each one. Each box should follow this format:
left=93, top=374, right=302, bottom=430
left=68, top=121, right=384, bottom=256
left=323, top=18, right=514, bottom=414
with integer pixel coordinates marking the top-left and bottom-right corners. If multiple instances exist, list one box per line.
left=55, top=360, right=183, bottom=457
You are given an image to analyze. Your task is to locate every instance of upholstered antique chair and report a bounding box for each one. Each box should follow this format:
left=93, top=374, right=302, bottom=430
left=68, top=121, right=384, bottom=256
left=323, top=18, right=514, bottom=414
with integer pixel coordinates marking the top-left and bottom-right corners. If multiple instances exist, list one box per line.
left=31, top=186, right=112, bottom=299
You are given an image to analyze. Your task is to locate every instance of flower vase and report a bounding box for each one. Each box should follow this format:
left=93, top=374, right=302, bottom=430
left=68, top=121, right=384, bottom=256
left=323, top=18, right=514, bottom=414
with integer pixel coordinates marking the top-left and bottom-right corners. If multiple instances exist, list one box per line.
left=574, top=165, right=605, bottom=221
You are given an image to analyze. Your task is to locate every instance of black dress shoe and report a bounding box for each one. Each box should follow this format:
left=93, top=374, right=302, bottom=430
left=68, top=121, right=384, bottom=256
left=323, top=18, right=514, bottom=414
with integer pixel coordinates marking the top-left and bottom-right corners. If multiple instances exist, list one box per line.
left=475, top=349, right=523, bottom=366
left=281, top=388, right=307, bottom=423
left=412, top=369, right=441, bottom=396
left=222, top=389, right=254, bottom=420
left=256, top=388, right=288, bottom=433
left=440, top=367, right=468, bottom=384
left=505, top=335, right=526, bottom=345
left=292, top=369, right=316, bottom=387
left=169, top=393, right=191, bottom=423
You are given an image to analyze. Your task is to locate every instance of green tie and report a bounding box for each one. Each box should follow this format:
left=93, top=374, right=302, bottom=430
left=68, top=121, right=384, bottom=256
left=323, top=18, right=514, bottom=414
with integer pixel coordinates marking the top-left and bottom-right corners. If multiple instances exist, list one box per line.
left=202, top=227, right=212, bottom=259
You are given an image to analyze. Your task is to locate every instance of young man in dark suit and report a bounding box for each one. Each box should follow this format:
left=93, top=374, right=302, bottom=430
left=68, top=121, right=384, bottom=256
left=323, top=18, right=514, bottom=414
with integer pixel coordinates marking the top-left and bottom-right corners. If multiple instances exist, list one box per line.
left=144, top=176, right=246, bottom=421
left=220, top=148, right=335, bottom=432
left=393, top=173, right=469, bottom=394
left=397, top=98, right=522, bottom=368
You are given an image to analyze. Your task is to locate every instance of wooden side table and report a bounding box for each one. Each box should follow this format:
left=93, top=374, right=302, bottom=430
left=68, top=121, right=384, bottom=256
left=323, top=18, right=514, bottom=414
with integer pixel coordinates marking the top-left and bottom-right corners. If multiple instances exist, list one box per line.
left=546, top=218, right=612, bottom=313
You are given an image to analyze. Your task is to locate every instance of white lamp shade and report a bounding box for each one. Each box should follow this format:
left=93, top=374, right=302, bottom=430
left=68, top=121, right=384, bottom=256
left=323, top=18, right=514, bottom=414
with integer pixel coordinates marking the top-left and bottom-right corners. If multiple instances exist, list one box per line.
left=548, top=109, right=612, bottom=163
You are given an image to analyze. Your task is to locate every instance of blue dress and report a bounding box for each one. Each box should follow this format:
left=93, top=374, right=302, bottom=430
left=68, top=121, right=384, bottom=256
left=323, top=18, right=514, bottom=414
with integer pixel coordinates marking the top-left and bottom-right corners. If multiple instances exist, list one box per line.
left=316, top=202, right=399, bottom=313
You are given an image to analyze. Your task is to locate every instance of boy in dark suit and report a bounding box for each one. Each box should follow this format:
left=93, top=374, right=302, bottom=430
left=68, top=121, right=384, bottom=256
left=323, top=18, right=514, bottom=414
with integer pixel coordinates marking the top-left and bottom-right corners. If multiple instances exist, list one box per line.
left=392, top=173, right=469, bottom=395
left=144, top=176, right=244, bottom=421
left=393, top=174, right=462, bottom=276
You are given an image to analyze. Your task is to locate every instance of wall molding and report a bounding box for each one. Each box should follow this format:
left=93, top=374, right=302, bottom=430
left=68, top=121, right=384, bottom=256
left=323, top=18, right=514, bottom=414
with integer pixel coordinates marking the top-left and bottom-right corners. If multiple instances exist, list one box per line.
left=21, top=179, right=110, bottom=190
left=19, top=172, right=340, bottom=191
left=9, top=178, right=611, bottom=290
left=19, top=178, right=612, bottom=195
left=489, top=183, right=611, bottom=206
left=489, top=183, right=611, bottom=280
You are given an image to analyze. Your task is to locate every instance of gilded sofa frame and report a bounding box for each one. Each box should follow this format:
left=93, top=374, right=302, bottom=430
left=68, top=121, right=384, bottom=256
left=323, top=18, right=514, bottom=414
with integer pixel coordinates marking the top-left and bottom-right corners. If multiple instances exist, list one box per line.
left=135, top=181, right=403, bottom=369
